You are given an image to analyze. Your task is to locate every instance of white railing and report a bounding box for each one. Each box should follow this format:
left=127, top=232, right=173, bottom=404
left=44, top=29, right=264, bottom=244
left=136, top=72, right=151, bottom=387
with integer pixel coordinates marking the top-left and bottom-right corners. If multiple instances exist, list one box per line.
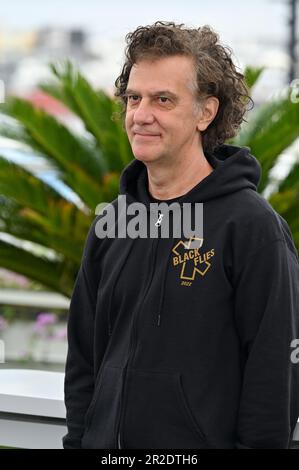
left=0, top=369, right=66, bottom=449
left=0, top=369, right=298, bottom=449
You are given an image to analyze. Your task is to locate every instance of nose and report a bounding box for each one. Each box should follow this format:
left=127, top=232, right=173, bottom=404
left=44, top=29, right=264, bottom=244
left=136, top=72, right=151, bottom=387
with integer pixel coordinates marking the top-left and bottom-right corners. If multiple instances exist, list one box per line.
left=132, top=98, right=155, bottom=125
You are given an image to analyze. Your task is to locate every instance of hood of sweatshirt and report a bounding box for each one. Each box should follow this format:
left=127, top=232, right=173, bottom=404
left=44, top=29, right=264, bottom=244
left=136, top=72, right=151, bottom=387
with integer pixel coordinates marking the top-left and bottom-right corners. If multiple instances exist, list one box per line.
left=116, top=144, right=262, bottom=331
left=119, top=144, right=262, bottom=207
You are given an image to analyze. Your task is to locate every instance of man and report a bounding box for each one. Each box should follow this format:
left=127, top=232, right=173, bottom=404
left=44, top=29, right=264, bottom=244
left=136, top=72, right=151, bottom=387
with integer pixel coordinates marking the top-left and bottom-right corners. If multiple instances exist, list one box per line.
left=63, top=21, right=299, bottom=449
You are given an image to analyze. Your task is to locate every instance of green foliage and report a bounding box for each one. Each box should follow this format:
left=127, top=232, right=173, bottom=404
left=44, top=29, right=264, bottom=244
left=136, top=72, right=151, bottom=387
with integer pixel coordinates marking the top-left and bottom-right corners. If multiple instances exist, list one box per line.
left=232, top=66, right=299, bottom=253
left=0, top=60, right=133, bottom=295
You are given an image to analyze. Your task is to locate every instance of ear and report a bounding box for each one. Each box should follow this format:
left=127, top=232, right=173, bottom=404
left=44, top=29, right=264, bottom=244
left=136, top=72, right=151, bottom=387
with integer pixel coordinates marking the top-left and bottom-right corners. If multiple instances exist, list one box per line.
left=196, top=96, right=219, bottom=132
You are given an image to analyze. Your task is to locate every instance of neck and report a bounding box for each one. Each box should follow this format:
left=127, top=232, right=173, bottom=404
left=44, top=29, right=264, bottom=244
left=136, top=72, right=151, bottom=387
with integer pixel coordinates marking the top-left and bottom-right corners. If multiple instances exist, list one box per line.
left=145, top=149, right=214, bottom=200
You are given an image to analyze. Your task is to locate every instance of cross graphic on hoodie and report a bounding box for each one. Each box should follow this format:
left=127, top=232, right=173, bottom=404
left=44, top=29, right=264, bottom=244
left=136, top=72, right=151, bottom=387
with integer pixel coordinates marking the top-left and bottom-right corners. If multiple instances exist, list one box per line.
left=171, top=237, right=214, bottom=281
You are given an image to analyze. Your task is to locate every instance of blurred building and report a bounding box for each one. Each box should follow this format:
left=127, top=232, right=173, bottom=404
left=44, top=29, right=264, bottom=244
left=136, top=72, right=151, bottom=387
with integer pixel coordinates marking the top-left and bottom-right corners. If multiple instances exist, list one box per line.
left=0, top=26, right=104, bottom=97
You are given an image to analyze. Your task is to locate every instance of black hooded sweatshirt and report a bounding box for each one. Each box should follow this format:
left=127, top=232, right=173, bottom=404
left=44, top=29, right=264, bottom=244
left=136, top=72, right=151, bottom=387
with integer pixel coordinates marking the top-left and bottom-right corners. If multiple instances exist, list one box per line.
left=63, top=144, right=299, bottom=449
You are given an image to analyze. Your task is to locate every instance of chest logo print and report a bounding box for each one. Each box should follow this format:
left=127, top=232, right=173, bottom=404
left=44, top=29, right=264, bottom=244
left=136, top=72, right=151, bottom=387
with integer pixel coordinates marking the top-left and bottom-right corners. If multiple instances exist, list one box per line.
left=171, top=236, right=215, bottom=285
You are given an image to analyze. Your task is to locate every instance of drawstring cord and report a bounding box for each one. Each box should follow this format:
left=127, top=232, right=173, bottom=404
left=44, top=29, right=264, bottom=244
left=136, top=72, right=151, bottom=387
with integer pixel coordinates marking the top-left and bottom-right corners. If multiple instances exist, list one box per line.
left=156, top=243, right=173, bottom=327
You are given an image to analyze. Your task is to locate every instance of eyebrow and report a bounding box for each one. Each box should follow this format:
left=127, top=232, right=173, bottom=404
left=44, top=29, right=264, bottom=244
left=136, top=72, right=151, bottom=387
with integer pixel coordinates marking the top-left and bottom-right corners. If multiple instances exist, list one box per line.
left=124, top=88, right=179, bottom=101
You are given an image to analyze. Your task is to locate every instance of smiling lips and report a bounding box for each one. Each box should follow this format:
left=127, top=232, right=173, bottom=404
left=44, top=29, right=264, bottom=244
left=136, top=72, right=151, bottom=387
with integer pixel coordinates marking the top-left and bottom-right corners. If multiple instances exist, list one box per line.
left=134, top=132, right=161, bottom=138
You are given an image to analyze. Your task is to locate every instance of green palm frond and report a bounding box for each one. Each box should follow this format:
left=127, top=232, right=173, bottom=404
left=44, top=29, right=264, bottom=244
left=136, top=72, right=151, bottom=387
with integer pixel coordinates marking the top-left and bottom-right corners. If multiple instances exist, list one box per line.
left=0, top=159, right=92, bottom=263
left=277, top=157, right=299, bottom=193
left=233, top=88, right=299, bottom=192
left=40, top=60, right=133, bottom=170
left=243, top=65, right=265, bottom=90
left=232, top=72, right=299, bottom=255
left=0, top=238, right=75, bottom=296
left=0, top=61, right=134, bottom=294
left=1, top=96, right=108, bottom=207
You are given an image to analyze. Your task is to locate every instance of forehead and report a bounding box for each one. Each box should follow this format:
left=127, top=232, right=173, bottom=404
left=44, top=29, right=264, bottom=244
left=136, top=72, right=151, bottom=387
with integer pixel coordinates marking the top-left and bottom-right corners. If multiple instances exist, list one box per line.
left=127, top=55, right=195, bottom=95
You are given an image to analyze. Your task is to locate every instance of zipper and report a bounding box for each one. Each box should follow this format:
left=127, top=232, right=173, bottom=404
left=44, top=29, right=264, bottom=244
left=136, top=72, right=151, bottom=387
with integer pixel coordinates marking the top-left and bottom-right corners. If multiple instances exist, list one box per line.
left=115, top=232, right=160, bottom=449
left=118, top=429, right=121, bottom=449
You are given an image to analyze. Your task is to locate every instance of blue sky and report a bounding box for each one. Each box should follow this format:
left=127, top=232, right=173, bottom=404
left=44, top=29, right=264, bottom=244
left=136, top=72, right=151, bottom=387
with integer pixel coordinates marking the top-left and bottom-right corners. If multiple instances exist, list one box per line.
left=0, top=0, right=289, bottom=44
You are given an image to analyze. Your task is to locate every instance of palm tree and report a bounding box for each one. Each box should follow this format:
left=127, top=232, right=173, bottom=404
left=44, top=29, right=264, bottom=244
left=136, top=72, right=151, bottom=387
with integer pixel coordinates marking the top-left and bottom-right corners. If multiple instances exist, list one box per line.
left=0, top=61, right=133, bottom=296
left=0, top=62, right=298, bottom=296
left=234, top=66, right=299, bottom=249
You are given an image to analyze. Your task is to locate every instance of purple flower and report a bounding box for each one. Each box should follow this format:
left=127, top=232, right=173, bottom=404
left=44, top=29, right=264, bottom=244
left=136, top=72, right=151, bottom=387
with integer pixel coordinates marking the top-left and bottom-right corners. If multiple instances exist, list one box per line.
left=36, top=312, right=58, bottom=326
left=33, top=312, right=58, bottom=335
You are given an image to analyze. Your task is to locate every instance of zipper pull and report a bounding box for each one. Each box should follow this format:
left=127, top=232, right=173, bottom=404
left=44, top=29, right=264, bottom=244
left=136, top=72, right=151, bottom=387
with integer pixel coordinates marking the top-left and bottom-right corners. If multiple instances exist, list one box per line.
left=155, top=211, right=163, bottom=227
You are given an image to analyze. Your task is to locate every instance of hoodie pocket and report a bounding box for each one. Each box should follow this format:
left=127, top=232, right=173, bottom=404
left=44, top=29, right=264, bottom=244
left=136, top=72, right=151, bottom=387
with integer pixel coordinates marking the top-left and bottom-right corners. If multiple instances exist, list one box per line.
left=81, top=365, right=123, bottom=449
left=122, top=369, right=208, bottom=449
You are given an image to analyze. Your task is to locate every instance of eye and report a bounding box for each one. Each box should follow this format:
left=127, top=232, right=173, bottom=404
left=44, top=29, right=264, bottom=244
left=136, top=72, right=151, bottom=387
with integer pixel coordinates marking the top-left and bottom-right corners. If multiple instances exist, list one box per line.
left=126, top=95, right=171, bottom=104
left=158, top=96, right=170, bottom=103
left=127, top=95, right=139, bottom=102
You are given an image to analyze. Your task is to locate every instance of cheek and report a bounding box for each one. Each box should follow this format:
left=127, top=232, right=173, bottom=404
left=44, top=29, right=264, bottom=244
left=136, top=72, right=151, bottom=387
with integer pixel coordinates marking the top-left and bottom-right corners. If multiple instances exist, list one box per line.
left=125, top=114, right=132, bottom=135
left=125, top=111, right=130, bottom=125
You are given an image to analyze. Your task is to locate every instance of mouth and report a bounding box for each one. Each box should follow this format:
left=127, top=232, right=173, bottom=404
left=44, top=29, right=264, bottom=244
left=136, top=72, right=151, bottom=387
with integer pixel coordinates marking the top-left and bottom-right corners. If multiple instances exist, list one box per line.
left=134, top=133, right=161, bottom=138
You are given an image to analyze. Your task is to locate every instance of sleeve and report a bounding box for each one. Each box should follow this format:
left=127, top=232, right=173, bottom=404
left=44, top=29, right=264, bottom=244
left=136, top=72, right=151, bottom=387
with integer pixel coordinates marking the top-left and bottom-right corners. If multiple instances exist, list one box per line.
left=62, top=216, right=104, bottom=449
left=233, top=235, right=299, bottom=449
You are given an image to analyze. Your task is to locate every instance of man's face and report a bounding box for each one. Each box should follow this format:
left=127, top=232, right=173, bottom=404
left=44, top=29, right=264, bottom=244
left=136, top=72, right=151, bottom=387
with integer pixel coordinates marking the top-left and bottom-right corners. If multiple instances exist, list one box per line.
left=125, top=55, right=203, bottom=164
